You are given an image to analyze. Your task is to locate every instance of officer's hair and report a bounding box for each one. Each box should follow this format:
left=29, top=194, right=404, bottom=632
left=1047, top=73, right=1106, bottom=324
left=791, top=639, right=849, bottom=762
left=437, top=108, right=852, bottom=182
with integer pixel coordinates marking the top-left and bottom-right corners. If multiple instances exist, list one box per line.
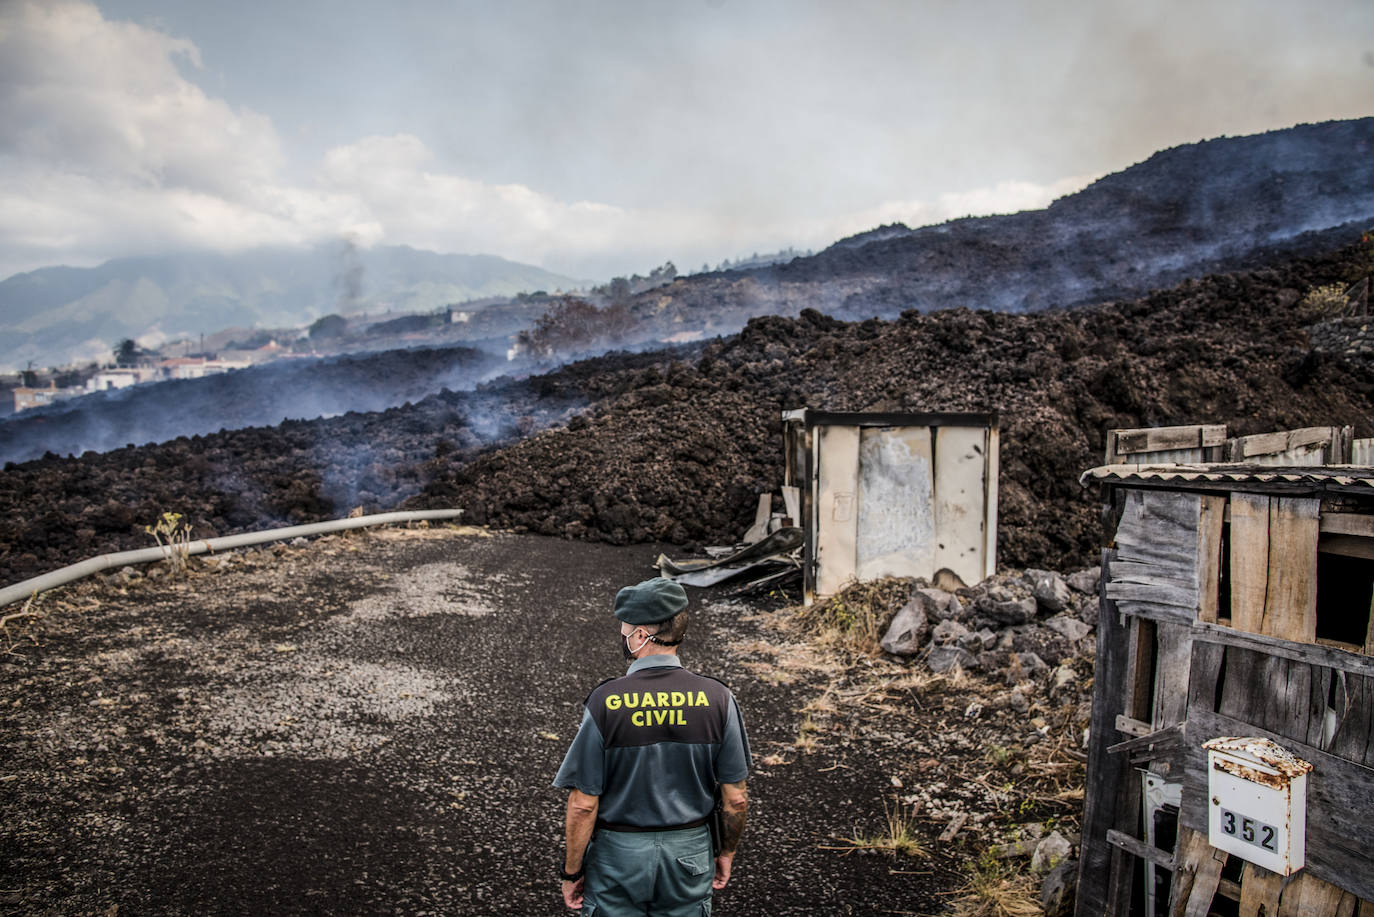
left=649, top=610, right=688, bottom=646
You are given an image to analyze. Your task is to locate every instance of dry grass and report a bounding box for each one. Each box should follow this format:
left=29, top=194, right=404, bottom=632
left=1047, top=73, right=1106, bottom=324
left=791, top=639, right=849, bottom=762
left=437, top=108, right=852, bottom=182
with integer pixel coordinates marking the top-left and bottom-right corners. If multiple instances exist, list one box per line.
left=949, top=858, right=1043, bottom=917
left=824, top=800, right=930, bottom=859
left=792, top=577, right=912, bottom=655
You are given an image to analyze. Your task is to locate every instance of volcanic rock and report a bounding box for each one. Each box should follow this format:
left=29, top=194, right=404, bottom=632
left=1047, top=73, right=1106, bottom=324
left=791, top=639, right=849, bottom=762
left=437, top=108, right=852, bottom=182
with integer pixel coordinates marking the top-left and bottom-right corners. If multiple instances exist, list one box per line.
left=1028, top=569, right=1072, bottom=614
left=879, top=598, right=929, bottom=656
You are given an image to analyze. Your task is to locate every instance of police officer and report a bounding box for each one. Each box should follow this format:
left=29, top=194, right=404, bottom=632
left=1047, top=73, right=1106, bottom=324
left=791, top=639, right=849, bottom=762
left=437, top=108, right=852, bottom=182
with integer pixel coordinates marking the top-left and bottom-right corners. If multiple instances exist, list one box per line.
left=554, top=577, right=750, bottom=915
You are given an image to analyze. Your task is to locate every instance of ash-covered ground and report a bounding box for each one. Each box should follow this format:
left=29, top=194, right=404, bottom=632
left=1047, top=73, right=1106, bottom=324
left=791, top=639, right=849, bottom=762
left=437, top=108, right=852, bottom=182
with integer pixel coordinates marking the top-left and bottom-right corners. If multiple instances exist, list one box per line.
left=0, top=526, right=1093, bottom=915
left=4, top=242, right=1373, bottom=588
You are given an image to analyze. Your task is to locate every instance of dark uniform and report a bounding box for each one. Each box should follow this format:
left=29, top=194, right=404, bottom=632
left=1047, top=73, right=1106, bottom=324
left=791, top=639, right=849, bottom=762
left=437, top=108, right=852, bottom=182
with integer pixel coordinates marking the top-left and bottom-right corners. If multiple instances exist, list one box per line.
left=555, top=654, right=750, bottom=915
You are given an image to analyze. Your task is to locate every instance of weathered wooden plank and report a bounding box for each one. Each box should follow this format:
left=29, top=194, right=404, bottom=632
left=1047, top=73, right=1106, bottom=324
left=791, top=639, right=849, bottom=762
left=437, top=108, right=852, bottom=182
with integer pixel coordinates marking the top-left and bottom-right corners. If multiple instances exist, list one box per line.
left=1336, top=425, right=1356, bottom=464
left=1171, top=826, right=1226, bottom=917
left=1115, top=424, right=1228, bottom=456
left=1192, top=622, right=1374, bottom=679
left=1277, top=875, right=1356, bottom=917
left=1319, top=534, right=1374, bottom=560
left=1180, top=707, right=1374, bottom=901
left=1214, top=648, right=1321, bottom=741
left=1106, top=560, right=1198, bottom=591
left=1197, top=495, right=1226, bottom=625
left=1107, top=581, right=1200, bottom=609
left=1168, top=827, right=1210, bottom=917
left=1320, top=514, right=1374, bottom=538
left=1274, top=656, right=1316, bottom=740
left=1123, top=616, right=1156, bottom=723
left=1308, top=663, right=1337, bottom=749
left=1218, top=644, right=1263, bottom=723
left=1075, top=555, right=1136, bottom=917
left=1231, top=493, right=1272, bottom=633
left=1187, top=640, right=1226, bottom=715
left=1116, top=600, right=1199, bottom=626
left=1236, top=426, right=1339, bottom=459
left=1353, top=438, right=1374, bottom=467
left=1238, top=863, right=1283, bottom=917
left=1115, top=714, right=1155, bottom=738
left=1261, top=497, right=1320, bottom=642
left=1328, top=671, right=1374, bottom=764
left=1107, top=827, right=1175, bottom=869
left=1154, top=620, right=1194, bottom=729
left=1108, top=723, right=1184, bottom=756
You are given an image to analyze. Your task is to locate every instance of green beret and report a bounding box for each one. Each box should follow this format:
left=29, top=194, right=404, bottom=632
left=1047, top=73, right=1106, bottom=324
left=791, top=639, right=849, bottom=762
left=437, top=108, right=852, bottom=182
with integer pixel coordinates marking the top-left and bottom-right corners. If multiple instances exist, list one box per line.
left=614, top=577, right=688, bottom=625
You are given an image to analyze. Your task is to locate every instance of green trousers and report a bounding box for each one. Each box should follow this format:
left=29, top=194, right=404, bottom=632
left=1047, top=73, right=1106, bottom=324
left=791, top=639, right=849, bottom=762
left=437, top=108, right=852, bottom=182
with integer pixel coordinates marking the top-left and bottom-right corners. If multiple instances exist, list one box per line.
left=582, top=825, right=714, bottom=916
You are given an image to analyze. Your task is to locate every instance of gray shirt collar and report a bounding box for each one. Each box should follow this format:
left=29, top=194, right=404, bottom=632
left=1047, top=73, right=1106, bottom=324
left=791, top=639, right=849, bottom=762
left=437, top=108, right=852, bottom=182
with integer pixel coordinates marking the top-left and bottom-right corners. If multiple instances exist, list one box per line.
left=627, top=654, right=682, bottom=674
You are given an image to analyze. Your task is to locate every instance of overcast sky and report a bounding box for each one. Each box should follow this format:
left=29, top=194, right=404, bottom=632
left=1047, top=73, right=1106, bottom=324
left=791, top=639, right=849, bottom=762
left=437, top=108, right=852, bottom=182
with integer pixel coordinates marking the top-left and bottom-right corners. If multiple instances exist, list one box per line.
left=1, top=0, right=1372, bottom=283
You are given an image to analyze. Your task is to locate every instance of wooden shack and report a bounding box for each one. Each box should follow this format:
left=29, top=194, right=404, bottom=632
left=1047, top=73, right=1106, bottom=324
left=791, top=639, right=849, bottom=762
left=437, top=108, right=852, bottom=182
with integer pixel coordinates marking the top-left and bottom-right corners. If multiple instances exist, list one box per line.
left=1077, top=424, right=1374, bottom=916
left=780, top=409, right=999, bottom=603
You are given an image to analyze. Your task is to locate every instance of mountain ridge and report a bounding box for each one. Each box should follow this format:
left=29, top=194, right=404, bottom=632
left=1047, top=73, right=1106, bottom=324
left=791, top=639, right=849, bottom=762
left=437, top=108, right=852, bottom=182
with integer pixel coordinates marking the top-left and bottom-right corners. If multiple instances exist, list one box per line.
left=0, top=244, right=586, bottom=371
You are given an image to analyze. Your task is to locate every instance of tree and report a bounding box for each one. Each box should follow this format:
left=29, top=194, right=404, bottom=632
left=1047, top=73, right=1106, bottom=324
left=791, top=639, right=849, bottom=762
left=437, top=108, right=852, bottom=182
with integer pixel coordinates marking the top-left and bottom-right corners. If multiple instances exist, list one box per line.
left=607, top=277, right=632, bottom=303
left=309, top=314, right=348, bottom=340
left=114, top=338, right=139, bottom=367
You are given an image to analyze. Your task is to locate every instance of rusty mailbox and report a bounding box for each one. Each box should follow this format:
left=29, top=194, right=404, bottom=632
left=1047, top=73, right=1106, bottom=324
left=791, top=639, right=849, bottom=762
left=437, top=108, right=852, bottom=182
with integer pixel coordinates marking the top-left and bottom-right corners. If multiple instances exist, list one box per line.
left=1203, top=736, right=1312, bottom=876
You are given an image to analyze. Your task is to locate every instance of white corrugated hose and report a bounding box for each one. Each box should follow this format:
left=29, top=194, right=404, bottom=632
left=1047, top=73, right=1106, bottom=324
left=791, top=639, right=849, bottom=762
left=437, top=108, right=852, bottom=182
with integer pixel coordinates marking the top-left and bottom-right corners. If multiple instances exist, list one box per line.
left=0, top=509, right=464, bottom=609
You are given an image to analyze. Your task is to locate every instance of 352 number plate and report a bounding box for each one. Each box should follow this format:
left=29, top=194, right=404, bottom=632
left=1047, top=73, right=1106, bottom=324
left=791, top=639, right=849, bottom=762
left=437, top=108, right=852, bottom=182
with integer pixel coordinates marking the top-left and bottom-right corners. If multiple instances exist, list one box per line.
left=1218, top=808, right=1279, bottom=852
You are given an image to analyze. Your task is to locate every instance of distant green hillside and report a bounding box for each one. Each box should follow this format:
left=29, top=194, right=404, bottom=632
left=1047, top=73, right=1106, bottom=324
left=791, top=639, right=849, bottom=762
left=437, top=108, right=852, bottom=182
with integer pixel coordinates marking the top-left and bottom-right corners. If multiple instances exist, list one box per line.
left=0, top=244, right=585, bottom=370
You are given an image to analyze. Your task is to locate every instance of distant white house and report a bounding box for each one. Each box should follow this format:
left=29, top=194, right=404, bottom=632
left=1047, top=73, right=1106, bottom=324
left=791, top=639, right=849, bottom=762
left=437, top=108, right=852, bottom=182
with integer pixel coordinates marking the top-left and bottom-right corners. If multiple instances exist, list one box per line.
left=85, top=367, right=157, bottom=392
left=13, top=381, right=82, bottom=412
left=159, top=357, right=251, bottom=380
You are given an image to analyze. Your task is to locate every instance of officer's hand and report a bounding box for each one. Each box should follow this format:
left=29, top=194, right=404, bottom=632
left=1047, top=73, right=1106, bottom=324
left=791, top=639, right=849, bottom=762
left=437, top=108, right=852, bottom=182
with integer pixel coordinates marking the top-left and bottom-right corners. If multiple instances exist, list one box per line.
left=712, top=852, right=734, bottom=890
left=562, top=877, right=585, bottom=910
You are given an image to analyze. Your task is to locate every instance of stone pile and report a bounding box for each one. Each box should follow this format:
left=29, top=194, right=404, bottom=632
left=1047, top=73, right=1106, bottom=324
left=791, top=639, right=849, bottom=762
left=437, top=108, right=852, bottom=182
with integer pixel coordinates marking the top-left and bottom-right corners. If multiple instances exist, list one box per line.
left=879, top=565, right=1101, bottom=681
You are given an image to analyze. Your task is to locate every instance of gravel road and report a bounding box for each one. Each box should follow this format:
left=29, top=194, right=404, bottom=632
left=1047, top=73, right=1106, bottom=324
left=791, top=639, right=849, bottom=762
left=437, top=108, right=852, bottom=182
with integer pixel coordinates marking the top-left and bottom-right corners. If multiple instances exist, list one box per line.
left=2, top=526, right=973, bottom=915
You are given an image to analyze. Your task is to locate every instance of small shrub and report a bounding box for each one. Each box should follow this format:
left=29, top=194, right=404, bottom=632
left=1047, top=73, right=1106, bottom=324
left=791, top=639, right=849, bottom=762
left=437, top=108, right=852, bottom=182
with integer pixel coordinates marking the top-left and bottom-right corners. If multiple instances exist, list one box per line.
left=829, top=800, right=930, bottom=859
left=145, top=511, right=193, bottom=577
left=951, top=855, right=1043, bottom=917
left=794, top=577, right=911, bottom=653
left=1300, top=283, right=1351, bottom=317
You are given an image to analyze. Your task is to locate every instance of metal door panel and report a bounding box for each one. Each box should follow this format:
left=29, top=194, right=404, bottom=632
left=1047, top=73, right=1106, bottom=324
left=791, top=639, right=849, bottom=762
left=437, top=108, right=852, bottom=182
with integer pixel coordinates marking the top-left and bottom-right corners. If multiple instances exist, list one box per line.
left=814, top=424, right=860, bottom=597
left=933, top=425, right=991, bottom=585
left=855, top=426, right=935, bottom=581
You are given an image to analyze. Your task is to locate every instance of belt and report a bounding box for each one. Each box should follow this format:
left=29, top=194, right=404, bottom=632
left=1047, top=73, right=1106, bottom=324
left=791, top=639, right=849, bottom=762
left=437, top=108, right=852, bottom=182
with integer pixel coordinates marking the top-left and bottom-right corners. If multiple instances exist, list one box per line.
left=595, top=815, right=710, bottom=833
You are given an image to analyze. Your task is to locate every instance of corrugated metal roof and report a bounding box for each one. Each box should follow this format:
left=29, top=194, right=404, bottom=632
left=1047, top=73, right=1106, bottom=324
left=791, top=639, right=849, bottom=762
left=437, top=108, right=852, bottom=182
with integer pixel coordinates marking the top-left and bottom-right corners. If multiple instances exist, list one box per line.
left=1080, top=463, right=1374, bottom=490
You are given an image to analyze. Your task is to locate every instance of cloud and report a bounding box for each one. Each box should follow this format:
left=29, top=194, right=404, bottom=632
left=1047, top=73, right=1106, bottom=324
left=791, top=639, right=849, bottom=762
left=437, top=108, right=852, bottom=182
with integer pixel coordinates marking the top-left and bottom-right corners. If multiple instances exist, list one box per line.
left=0, top=1, right=1096, bottom=283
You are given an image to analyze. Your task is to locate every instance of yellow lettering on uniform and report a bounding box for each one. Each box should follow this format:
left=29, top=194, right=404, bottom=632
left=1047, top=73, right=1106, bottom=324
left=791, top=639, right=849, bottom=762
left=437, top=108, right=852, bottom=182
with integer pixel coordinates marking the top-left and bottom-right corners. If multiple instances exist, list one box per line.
left=632, top=710, right=645, bottom=727
left=624, top=693, right=638, bottom=708
left=676, top=709, right=686, bottom=725
left=657, top=692, right=669, bottom=707
left=654, top=710, right=669, bottom=726
left=640, top=692, right=656, bottom=708
left=606, top=695, right=621, bottom=711
left=694, top=691, right=709, bottom=707
left=671, top=691, right=685, bottom=706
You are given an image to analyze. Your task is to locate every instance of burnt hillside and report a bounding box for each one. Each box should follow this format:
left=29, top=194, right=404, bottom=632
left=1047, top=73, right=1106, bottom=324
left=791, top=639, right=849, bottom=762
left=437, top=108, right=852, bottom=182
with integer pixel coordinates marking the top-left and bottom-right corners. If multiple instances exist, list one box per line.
left=2, top=240, right=1373, bottom=587
left=590, top=119, right=1374, bottom=348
